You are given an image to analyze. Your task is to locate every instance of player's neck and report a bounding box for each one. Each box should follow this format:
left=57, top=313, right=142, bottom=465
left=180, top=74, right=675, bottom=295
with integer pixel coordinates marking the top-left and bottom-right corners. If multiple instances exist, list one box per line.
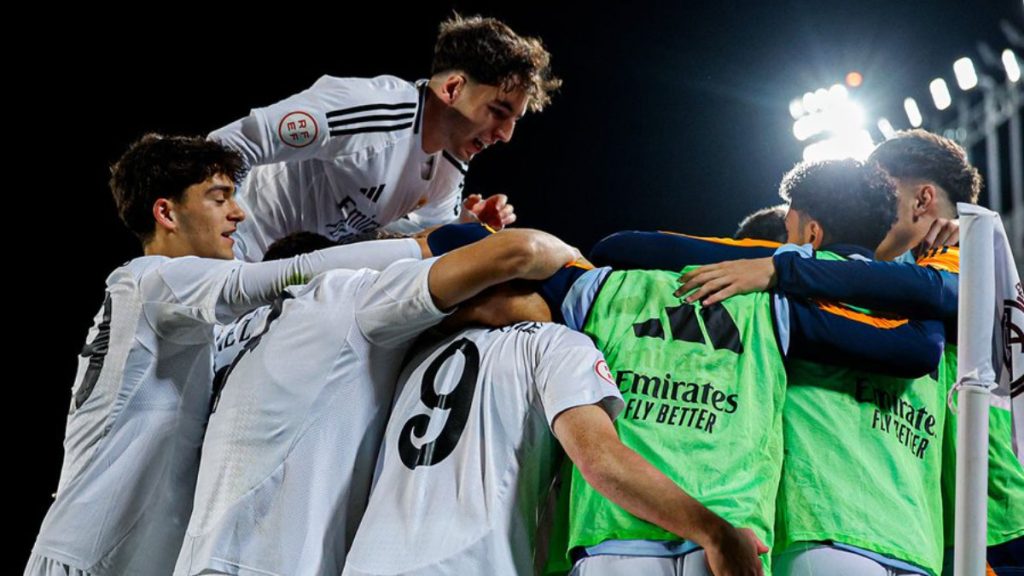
left=420, top=88, right=446, bottom=155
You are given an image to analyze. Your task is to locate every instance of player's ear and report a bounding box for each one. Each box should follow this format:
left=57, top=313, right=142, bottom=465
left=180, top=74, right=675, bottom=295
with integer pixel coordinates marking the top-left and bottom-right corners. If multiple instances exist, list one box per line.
left=807, top=219, right=824, bottom=249
left=152, top=198, right=178, bottom=233
left=914, top=184, right=936, bottom=216
left=438, top=73, right=467, bottom=105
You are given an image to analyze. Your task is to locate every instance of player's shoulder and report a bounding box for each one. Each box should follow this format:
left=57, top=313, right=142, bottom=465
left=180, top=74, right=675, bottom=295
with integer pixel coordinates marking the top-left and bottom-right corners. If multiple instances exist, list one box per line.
left=313, top=75, right=421, bottom=155
left=490, top=321, right=594, bottom=352
left=311, top=74, right=418, bottom=114
left=916, top=245, right=960, bottom=274
left=108, top=254, right=170, bottom=285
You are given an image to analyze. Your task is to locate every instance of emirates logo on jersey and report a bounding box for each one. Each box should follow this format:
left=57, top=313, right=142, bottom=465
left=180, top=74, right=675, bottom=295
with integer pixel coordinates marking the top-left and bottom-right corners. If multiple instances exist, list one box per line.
left=278, top=111, right=318, bottom=148
left=595, top=359, right=615, bottom=386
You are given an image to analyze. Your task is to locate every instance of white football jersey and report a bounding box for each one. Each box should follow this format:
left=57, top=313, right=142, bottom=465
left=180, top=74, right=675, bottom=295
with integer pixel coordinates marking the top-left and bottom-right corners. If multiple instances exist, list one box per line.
left=343, top=322, right=624, bottom=576
left=30, top=240, right=421, bottom=576
left=211, top=75, right=467, bottom=262
left=174, top=258, right=447, bottom=576
left=31, top=256, right=263, bottom=575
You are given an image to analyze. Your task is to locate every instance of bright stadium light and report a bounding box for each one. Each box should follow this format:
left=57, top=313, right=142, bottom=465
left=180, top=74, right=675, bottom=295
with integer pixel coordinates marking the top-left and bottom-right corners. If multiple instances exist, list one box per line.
left=1003, top=49, right=1021, bottom=83
left=802, top=129, right=875, bottom=161
left=877, top=118, right=896, bottom=140
left=929, top=78, right=952, bottom=110
left=793, top=113, right=826, bottom=141
left=789, top=99, right=806, bottom=119
left=802, top=91, right=818, bottom=113
left=828, top=83, right=848, bottom=102
left=904, top=97, right=923, bottom=127
left=953, top=57, right=979, bottom=90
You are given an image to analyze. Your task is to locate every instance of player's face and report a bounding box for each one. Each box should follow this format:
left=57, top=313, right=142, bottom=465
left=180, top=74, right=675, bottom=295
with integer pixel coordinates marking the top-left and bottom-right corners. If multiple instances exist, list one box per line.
left=444, top=80, right=529, bottom=161
left=173, top=173, right=245, bottom=260
left=784, top=207, right=816, bottom=245
left=874, top=178, right=919, bottom=260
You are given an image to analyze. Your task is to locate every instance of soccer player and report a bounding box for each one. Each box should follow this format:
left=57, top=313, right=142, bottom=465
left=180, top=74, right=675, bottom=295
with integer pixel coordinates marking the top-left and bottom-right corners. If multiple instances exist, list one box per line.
left=211, top=14, right=560, bottom=261
left=679, top=131, right=1022, bottom=574
left=579, top=159, right=947, bottom=575
left=173, top=229, right=581, bottom=576
left=343, top=282, right=767, bottom=576
left=25, top=134, right=445, bottom=576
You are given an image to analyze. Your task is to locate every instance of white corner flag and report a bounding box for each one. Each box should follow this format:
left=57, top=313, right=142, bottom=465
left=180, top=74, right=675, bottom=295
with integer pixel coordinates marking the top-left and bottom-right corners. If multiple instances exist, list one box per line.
left=954, top=204, right=1022, bottom=576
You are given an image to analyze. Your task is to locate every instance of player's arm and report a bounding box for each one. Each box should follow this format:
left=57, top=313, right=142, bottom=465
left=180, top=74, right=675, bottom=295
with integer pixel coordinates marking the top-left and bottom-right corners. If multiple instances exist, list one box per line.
left=150, top=237, right=423, bottom=325
left=678, top=246, right=959, bottom=318
left=589, top=230, right=777, bottom=270
left=209, top=76, right=392, bottom=170
left=427, top=228, right=581, bottom=310
left=785, top=297, right=945, bottom=378
left=554, top=405, right=767, bottom=576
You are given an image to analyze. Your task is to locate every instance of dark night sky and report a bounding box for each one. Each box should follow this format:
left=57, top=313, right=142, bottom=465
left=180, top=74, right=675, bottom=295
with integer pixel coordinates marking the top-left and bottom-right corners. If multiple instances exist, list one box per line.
left=21, top=0, right=1021, bottom=565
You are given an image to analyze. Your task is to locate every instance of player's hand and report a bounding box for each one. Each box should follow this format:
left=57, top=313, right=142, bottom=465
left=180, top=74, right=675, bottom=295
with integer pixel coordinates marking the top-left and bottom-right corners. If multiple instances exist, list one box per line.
left=914, top=217, right=959, bottom=258
left=703, top=526, right=768, bottom=576
left=675, top=257, right=776, bottom=306
left=460, top=194, right=516, bottom=229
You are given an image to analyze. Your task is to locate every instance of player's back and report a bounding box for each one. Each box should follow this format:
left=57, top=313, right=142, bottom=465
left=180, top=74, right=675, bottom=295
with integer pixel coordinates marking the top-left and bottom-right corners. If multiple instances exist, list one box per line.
left=176, top=258, right=445, bottom=576
left=344, top=322, right=621, bottom=576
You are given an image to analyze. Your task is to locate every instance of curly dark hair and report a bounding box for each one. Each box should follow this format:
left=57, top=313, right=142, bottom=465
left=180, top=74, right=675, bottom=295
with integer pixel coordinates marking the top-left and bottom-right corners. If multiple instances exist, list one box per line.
left=734, top=204, right=788, bottom=243
left=868, top=129, right=981, bottom=205
left=432, top=13, right=562, bottom=112
left=779, top=159, right=899, bottom=251
left=109, top=133, right=245, bottom=243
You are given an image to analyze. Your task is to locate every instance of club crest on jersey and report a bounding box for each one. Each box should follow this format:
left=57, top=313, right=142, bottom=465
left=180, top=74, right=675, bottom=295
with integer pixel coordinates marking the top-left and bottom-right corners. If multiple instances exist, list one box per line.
left=595, top=359, right=615, bottom=386
left=278, top=111, right=319, bottom=148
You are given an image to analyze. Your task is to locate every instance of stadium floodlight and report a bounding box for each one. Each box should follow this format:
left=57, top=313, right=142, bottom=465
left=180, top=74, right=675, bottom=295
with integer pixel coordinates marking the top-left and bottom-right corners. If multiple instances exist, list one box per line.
left=929, top=78, right=952, bottom=110
left=802, top=129, right=874, bottom=162
left=789, top=99, right=805, bottom=119
left=793, top=113, right=825, bottom=141
left=904, top=97, right=923, bottom=127
left=1003, top=49, right=1021, bottom=83
left=802, top=91, right=818, bottom=113
left=953, top=57, right=979, bottom=90
left=877, top=118, right=896, bottom=140
left=828, top=83, right=848, bottom=102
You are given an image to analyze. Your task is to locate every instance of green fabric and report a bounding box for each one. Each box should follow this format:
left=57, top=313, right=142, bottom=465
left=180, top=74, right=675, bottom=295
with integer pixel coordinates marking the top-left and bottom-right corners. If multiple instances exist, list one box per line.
left=939, top=345, right=1024, bottom=548
left=568, top=268, right=785, bottom=560
left=774, top=250, right=946, bottom=576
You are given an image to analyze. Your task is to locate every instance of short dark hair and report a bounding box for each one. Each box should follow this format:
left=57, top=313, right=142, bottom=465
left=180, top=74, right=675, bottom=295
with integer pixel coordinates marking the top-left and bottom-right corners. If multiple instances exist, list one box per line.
left=734, top=204, right=788, bottom=243
left=432, top=13, right=562, bottom=112
left=779, top=159, right=899, bottom=251
left=263, top=232, right=336, bottom=261
left=868, top=129, right=981, bottom=205
left=109, top=133, right=245, bottom=243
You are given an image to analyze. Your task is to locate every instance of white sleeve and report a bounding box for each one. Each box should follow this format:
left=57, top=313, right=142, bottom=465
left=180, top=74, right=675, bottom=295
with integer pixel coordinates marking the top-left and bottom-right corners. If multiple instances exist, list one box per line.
left=355, top=258, right=449, bottom=348
left=533, top=327, right=625, bottom=433
left=144, top=238, right=421, bottom=328
left=209, top=75, right=408, bottom=169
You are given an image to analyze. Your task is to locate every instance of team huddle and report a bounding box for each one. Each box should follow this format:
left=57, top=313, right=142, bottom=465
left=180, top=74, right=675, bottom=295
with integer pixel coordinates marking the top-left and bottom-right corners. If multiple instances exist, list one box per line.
left=27, top=13, right=1023, bottom=576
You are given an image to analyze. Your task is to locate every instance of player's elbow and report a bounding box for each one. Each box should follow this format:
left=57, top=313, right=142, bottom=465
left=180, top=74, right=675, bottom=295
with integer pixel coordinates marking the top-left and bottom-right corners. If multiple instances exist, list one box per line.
left=898, top=324, right=946, bottom=379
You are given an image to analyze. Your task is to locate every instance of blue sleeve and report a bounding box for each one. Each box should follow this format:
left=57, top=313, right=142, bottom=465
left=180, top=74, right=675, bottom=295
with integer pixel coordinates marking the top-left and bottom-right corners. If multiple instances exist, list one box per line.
left=785, top=297, right=945, bottom=378
left=425, top=222, right=492, bottom=256
left=590, top=231, right=776, bottom=270
left=773, top=251, right=959, bottom=320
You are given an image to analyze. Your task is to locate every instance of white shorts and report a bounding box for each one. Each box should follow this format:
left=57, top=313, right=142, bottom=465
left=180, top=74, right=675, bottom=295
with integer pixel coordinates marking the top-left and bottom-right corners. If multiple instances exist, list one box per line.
left=775, top=543, right=922, bottom=576
left=570, top=551, right=711, bottom=576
